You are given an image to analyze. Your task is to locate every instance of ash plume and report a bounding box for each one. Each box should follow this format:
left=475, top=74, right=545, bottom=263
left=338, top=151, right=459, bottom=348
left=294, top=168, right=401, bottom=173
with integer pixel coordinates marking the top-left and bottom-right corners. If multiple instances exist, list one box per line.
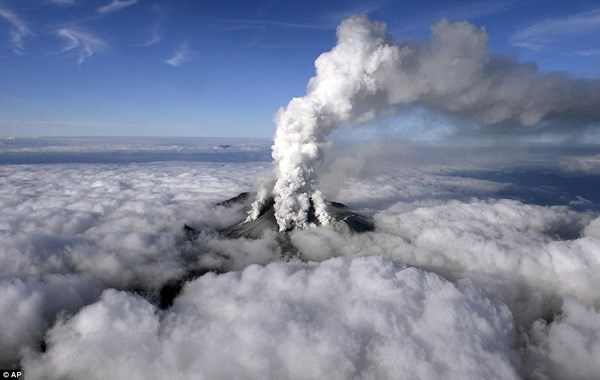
left=252, top=15, right=600, bottom=232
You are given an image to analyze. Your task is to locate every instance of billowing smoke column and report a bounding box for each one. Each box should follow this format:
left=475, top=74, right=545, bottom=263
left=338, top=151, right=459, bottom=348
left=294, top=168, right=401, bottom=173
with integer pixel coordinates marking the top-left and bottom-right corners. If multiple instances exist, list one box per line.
left=250, top=16, right=600, bottom=232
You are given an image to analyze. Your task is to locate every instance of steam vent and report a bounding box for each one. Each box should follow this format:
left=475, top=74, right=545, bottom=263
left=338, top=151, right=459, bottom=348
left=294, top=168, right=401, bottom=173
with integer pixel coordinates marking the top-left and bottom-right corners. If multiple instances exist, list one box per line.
left=217, top=192, right=374, bottom=239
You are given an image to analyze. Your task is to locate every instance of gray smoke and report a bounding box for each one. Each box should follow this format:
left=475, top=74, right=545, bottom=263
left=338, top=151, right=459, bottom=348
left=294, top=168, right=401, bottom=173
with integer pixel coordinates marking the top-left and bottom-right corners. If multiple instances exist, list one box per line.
left=255, top=15, right=600, bottom=231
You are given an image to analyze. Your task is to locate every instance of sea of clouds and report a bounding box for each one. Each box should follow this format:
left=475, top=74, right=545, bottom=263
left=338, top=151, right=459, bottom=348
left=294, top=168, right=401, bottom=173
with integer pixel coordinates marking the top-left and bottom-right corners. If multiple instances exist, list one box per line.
left=1, top=137, right=600, bottom=379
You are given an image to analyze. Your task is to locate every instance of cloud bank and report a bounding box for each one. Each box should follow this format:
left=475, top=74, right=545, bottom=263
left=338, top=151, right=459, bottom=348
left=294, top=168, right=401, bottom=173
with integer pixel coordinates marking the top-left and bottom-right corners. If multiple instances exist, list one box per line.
left=0, top=162, right=269, bottom=289
left=0, top=159, right=271, bottom=368
left=1, top=131, right=599, bottom=377
left=23, top=257, right=519, bottom=379
left=0, top=274, right=103, bottom=367
left=525, top=296, right=600, bottom=379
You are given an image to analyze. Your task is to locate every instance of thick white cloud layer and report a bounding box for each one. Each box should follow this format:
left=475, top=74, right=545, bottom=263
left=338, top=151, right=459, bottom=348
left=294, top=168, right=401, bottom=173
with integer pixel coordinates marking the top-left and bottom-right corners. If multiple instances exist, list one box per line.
left=526, top=297, right=600, bottom=380
left=292, top=198, right=598, bottom=325
left=0, top=161, right=269, bottom=367
left=0, top=162, right=269, bottom=288
left=0, top=274, right=103, bottom=367
left=584, top=216, right=600, bottom=238
left=23, top=256, right=519, bottom=380
left=1, top=139, right=599, bottom=376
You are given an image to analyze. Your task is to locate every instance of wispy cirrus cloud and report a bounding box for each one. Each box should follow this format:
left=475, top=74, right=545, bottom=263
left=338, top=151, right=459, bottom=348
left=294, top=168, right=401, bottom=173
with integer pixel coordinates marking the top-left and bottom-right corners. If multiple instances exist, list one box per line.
left=165, top=43, right=191, bottom=67
left=218, top=19, right=333, bottom=48
left=576, top=49, right=600, bottom=57
left=0, top=6, right=33, bottom=54
left=219, top=19, right=333, bottom=31
left=97, top=0, right=137, bottom=15
left=56, top=27, right=107, bottom=64
left=140, top=5, right=165, bottom=46
left=47, top=0, right=77, bottom=5
left=142, top=27, right=161, bottom=46
left=511, top=8, right=600, bottom=51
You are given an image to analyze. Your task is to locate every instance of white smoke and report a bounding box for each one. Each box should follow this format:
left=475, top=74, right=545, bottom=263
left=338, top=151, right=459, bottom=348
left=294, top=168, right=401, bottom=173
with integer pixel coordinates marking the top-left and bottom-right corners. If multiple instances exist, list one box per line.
left=256, top=16, right=600, bottom=231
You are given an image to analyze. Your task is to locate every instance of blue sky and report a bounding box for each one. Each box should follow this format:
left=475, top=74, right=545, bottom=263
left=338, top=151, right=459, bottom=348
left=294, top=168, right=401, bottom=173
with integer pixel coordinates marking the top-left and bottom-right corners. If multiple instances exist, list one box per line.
left=0, top=0, right=599, bottom=137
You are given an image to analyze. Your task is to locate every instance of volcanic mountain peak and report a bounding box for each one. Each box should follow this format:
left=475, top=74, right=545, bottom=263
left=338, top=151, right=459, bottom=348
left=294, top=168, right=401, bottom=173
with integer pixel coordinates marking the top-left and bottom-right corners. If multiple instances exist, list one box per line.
left=218, top=192, right=375, bottom=239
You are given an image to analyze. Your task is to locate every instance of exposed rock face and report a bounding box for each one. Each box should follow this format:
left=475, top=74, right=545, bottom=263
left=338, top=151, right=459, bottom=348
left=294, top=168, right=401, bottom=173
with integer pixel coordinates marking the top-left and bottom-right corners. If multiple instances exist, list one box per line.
left=218, top=192, right=375, bottom=239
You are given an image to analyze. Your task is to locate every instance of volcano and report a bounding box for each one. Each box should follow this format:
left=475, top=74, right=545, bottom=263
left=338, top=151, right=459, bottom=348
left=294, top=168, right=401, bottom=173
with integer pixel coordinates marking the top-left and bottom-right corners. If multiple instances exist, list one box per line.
left=172, top=192, right=373, bottom=310
left=217, top=192, right=375, bottom=239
